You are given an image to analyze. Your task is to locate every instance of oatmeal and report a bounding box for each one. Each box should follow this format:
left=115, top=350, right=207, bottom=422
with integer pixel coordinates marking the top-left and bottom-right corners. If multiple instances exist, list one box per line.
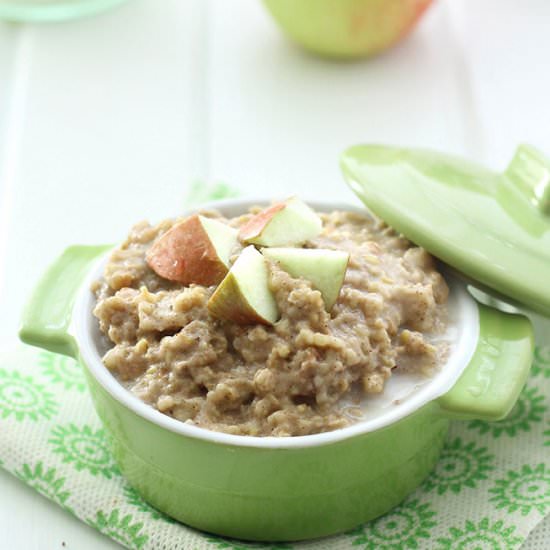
left=92, top=207, right=448, bottom=436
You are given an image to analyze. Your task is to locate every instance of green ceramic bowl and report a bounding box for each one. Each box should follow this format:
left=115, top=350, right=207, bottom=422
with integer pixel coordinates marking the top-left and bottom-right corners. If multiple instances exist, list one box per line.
left=19, top=199, right=533, bottom=541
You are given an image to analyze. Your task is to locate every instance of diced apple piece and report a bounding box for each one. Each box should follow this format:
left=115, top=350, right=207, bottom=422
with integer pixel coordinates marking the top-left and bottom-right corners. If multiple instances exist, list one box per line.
left=262, top=247, right=349, bottom=310
left=146, top=214, right=238, bottom=286
left=208, top=245, right=279, bottom=325
left=239, top=197, right=322, bottom=247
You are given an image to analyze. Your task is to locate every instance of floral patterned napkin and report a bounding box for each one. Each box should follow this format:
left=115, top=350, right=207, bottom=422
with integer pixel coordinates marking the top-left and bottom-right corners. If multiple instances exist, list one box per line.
left=0, top=185, right=549, bottom=549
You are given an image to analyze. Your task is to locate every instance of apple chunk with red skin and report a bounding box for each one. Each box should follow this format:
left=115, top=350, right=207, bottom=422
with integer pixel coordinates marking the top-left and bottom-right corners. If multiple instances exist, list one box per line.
left=146, top=214, right=239, bottom=286
left=208, top=245, right=279, bottom=325
left=262, top=247, right=349, bottom=310
left=239, top=197, right=322, bottom=247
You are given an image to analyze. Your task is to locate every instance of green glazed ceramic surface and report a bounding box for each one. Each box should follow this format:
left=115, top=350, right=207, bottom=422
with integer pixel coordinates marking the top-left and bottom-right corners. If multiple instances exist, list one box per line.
left=18, top=218, right=533, bottom=540
left=86, top=370, right=447, bottom=541
left=341, top=143, right=550, bottom=317
left=438, top=307, right=533, bottom=422
left=19, top=244, right=112, bottom=357
left=262, top=0, right=433, bottom=59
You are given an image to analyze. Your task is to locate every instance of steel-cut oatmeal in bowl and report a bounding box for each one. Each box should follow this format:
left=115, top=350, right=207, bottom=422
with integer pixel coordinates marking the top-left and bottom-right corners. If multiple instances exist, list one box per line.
left=92, top=197, right=449, bottom=437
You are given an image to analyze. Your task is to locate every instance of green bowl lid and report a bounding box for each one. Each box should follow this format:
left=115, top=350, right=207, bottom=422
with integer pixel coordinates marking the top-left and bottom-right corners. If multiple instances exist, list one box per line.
left=340, top=143, right=550, bottom=317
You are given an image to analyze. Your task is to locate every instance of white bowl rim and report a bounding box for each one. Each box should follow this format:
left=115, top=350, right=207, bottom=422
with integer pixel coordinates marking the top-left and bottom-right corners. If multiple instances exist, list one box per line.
left=71, top=197, right=480, bottom=449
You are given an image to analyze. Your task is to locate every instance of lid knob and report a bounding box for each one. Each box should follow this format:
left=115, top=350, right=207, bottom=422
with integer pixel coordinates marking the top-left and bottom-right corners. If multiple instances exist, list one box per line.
left=506, top=144, right=550, bottom=215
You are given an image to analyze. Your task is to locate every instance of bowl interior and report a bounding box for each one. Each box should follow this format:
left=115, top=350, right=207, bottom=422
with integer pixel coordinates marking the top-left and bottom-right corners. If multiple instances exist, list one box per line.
left=71, top=198, right=479, bottom=449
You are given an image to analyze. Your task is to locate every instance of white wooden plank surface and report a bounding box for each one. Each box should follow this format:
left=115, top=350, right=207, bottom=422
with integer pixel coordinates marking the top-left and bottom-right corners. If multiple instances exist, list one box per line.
left=0, top=0, right=549, bottom=547
left=0, top=0, right=207, bottom=349
left=207, top=0, right=476, bottom=198
left=446, top=0, right=550, bottom=170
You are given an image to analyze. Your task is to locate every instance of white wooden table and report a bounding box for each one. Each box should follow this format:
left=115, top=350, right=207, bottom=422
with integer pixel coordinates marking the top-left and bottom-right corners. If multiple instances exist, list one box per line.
left=0, top=0, right=549, bottom=547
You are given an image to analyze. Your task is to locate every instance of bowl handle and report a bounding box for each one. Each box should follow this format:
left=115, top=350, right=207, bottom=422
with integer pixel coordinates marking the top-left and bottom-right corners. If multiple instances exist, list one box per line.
left=19, top=245, right=111, bottom=358
left=437, top=304, right=534, bottom=421
left=506, top=143, right=550, bottom=215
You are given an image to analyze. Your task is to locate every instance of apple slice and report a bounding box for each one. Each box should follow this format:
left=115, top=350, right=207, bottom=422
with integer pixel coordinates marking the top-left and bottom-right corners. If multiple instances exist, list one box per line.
left=239, top=197, right=322, bottom=247
left=262, top=247, right=349, bottom=310
left=208, top=245, right=279, bottom=325
left=146, top=214, right=238, bottom=286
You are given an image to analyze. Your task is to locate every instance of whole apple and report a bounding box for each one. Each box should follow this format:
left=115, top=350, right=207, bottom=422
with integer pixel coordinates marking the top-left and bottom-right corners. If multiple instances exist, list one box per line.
left=262, top=0, right=433, bottom=58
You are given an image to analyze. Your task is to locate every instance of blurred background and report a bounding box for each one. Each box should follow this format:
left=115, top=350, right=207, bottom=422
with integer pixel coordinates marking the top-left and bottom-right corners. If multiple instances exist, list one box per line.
left=0, top=0, right=549, bottom=547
